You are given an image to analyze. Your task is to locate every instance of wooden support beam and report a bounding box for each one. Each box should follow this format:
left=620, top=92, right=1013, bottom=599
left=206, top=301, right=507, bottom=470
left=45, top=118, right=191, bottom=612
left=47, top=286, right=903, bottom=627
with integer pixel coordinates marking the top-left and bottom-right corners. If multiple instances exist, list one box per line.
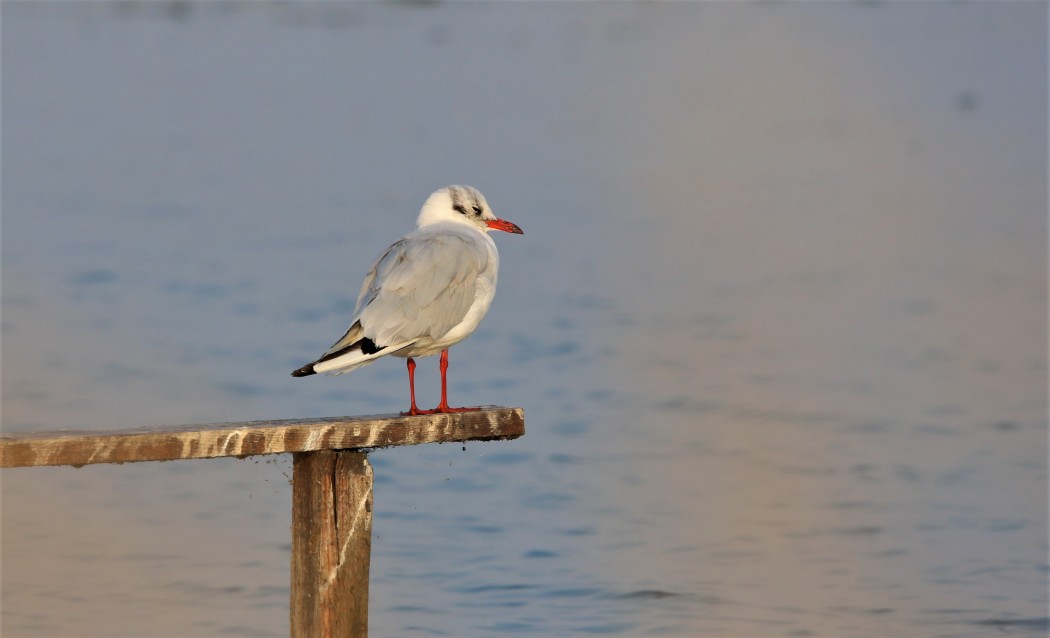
left=0, top=407, right=524, bottom=468
left=292, top=450, right=372, bottom=638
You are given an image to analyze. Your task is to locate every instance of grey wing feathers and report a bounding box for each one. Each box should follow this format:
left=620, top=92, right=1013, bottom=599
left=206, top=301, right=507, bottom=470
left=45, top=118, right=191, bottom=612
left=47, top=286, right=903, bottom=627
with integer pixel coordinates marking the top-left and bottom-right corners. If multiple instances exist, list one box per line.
left=355, top=232, right=485, bottom=347
left=294, top=226, right=491, bottom=377
left=319, top=319, right=365, bottom=359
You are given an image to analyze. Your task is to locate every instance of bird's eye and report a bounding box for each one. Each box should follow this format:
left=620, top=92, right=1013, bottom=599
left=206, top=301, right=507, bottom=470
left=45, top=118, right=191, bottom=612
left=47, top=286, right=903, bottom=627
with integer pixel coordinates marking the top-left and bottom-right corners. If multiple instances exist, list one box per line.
left=472, top=205, right=481, bottom=215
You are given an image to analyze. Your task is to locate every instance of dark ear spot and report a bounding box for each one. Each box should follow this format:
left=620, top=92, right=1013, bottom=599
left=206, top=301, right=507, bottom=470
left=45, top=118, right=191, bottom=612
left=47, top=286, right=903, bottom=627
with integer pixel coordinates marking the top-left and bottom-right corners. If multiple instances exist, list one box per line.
left=452, top=204, right=468, bottom=215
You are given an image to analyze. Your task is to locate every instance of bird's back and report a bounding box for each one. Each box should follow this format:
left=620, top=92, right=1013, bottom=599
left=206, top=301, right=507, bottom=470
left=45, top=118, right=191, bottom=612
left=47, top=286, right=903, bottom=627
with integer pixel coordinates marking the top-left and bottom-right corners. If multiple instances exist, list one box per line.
left=352, top=222, right=498, bottom=357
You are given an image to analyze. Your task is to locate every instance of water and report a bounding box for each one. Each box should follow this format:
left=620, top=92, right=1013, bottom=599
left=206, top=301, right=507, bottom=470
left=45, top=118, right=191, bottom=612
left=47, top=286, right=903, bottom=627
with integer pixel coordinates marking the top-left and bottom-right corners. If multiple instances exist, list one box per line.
left=2, top=2, right=1046, bottom=637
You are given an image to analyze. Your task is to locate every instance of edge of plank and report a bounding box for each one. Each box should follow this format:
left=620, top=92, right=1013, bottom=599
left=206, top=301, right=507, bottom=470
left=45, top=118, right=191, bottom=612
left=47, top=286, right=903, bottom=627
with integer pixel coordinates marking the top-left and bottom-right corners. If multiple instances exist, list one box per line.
left=0, top=406, right=524, bottom=469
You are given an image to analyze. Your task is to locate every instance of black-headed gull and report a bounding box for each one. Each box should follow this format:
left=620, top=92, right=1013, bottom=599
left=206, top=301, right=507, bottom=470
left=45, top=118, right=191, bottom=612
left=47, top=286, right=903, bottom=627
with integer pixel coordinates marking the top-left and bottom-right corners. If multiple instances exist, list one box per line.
left=292, top=185, right=523, bottom=415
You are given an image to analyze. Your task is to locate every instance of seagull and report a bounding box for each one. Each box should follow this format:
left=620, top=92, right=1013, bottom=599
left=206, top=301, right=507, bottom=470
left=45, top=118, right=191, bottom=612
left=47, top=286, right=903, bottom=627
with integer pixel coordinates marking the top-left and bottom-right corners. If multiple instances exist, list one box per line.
left=291, top=185, right=523, bottom=416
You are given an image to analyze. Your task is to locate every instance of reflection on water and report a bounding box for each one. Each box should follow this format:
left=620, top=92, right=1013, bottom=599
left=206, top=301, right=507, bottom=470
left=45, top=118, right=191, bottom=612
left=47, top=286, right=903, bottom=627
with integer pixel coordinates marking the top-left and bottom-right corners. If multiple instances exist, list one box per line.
left=2, top=2, right=1046, bottom=637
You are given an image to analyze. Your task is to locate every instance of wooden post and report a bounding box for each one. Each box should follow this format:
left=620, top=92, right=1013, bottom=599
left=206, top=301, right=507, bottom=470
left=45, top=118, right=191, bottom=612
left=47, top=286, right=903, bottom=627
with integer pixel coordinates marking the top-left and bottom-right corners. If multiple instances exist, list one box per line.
left=291, top=450, right=372, bottom=638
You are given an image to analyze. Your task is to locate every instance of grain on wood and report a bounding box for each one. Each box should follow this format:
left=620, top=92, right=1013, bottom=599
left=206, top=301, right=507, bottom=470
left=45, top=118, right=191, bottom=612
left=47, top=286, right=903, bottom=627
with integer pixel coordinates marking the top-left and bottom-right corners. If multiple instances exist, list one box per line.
left=291, top=450, right=372, bottom=638
left=0, top=407, right=524, bottom=468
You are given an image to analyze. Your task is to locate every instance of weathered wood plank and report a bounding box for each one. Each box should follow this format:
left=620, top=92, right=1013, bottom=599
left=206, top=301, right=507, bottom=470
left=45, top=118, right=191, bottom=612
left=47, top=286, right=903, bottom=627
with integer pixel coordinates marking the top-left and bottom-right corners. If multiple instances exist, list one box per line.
left=0, top=407, right=524, bottom=468
left=291, top=450, right=372, bottom=638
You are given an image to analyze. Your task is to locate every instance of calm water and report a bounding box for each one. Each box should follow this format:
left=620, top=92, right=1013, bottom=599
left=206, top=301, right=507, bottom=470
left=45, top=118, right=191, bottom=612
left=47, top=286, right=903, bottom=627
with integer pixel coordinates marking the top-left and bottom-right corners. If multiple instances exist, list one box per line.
left=2, top=3, right=1046, bottom=637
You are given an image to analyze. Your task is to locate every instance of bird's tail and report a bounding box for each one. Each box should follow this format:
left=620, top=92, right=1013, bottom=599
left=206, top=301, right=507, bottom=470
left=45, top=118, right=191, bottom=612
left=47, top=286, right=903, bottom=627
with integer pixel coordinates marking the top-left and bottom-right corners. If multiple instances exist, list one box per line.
left=291, top=320, right=373, bottom=378
left=290, top=349, right=372, bottom=377
left=291, top=363, right=317, bottom=377
left=290, top=336, right=417, bottom=377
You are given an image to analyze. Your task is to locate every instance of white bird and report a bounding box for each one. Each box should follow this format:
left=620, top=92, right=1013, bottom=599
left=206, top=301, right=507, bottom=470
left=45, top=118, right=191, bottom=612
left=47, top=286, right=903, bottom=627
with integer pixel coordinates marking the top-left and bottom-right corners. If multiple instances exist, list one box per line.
left=292, top=185, right=523, bottom=415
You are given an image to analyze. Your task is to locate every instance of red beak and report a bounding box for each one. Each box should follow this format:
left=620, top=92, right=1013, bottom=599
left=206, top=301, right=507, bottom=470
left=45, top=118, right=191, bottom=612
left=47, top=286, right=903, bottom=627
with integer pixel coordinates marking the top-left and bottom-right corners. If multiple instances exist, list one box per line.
left=486, top=218, right=524, bottom=235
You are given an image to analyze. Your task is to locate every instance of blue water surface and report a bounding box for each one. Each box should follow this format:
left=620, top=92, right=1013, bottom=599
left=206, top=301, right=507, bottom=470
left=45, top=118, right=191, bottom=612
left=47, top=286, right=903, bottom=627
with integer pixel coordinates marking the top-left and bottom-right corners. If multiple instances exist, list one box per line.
left=2, top=3, right=1046, bottom=637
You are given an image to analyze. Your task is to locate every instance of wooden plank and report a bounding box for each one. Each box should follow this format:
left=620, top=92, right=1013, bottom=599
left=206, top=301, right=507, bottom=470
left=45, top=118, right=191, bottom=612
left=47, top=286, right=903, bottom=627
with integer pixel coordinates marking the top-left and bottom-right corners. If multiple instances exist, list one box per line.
left=0, top=407, right=524, bottom=468
left=291, top=450, right=372, bottom=638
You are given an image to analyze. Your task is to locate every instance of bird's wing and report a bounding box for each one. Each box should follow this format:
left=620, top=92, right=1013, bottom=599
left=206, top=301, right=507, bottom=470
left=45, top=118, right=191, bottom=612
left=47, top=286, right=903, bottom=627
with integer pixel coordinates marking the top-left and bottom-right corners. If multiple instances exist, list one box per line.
left=319, top=319, right=366, bottom=359
left=351, top=230, right=489, bottom=348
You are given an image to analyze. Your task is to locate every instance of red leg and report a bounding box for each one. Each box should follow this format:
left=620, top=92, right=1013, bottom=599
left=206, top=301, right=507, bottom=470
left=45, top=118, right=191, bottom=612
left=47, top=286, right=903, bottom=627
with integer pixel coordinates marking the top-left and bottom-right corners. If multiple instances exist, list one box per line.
left=433, top=349, right=479, bottom=414
left=401, top=357, right=428, bottom=416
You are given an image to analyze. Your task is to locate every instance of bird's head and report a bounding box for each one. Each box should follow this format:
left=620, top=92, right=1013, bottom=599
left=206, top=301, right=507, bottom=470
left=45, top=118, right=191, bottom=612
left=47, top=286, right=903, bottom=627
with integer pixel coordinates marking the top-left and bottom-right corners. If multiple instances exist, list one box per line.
left=417, top=185, right=524, bottom=235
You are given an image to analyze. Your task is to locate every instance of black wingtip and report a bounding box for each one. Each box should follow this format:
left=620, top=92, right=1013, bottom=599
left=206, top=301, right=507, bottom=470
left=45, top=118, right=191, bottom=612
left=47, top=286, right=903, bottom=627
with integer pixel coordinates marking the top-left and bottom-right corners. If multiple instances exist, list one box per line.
left=291, top=363, right=316, bottom=377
